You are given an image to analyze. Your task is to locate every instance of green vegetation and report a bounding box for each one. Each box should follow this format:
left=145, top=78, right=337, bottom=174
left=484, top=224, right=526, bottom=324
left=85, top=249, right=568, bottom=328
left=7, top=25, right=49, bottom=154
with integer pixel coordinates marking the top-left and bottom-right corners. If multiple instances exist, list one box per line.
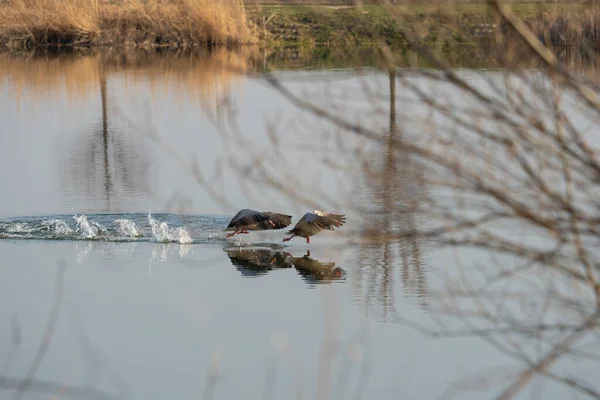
left=249, top=3, right=593, bottom=49
left=249, top=5, right=407, bottom=47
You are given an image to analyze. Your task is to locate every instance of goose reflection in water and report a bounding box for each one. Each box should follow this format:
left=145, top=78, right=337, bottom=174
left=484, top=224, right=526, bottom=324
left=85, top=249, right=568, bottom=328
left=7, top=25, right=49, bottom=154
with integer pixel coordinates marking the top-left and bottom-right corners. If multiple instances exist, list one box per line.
left=225, top=247, right=293, bottom=277
left=287, top=250, right=346, bottom=285
left=223, top=247, right=346, bottom=284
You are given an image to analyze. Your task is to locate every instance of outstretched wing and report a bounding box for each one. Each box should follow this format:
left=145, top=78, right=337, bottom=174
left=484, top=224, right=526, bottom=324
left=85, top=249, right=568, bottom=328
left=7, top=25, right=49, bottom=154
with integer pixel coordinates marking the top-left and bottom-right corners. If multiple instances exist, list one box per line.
left=261, top=212, right=293, bottom=230
left=292, top=212, right=346, bottom=236
left=225, top=209, right=270, bottom=231
left=318, top=212, right=346, bottom=231
left=225, top=209, right=293, bottom=231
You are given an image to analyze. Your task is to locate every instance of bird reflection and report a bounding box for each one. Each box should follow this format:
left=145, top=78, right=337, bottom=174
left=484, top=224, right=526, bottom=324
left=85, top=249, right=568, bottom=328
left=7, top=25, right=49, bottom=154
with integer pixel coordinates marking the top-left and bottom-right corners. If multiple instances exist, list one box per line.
left=223, top=247, right=345, bottom=284
left=288, top=250, right=346, bottom=286
left=225, top=247, right=293, bottom=277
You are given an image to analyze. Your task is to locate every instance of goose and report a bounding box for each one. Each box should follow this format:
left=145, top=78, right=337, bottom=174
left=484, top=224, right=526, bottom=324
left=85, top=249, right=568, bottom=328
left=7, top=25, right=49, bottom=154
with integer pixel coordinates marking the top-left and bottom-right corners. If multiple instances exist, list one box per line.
left=282, top=210, right=346, bottom=243
left=224, top=208, right=292, bottom=238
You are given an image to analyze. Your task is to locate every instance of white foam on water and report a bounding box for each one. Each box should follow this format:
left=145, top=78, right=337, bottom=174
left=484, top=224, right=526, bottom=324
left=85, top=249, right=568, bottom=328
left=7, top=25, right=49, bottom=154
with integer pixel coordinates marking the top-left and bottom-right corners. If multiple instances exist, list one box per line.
left=0, top=218, right=74, bottom=239
left=6, top=222, right=31, bottom=233
left=115, top=219, right=142, bottom=238
left=208, top=231, right=225, bottom=240
left=232, top=236, right=254, bottom=246
left=74, top=215, right=107, bottom=239
left=1, top=233, right=24, bottom=239
left=43, top=219, right=73, bottom=236
left=226, top=230, right=287, bottom=247
left=175, top=227, right=193, bottom=244
left=148, top=212, right=170, bottom=242
left=147, top=212, right=193, bottom=244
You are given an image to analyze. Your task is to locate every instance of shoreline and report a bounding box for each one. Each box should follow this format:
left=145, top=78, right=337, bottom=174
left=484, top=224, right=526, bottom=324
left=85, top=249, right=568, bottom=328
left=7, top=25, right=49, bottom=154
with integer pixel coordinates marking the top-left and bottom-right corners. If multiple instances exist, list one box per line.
left=2, top=40, right=592, bottom=74
left=0, top=2, right=596, bottom=52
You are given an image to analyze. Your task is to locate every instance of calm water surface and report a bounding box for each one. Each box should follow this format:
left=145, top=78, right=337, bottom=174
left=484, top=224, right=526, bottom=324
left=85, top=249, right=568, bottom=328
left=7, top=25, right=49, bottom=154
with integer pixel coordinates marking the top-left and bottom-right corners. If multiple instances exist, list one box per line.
left=0, top=49, right=597, bottom=400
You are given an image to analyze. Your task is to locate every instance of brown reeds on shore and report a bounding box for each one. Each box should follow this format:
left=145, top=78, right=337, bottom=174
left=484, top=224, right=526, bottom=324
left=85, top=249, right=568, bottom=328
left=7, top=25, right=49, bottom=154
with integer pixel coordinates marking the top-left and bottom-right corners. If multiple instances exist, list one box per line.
left=528, top=8, right=600, bottom=50
left=0, top=0, right=256, bottom=49
left=1, top=0, right=599, bottom=51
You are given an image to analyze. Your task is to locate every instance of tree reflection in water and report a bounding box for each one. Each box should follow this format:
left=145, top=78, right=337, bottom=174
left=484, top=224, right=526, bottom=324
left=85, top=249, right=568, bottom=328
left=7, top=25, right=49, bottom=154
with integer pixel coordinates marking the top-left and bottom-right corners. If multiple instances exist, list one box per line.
left=63, top=63, right=153, bottom=213
left=354, top=65, right=428, bottom=321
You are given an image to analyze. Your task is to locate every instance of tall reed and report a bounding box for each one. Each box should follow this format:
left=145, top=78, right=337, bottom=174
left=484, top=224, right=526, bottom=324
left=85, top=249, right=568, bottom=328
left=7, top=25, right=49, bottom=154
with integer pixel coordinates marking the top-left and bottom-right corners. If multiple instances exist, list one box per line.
left=0, top=0, right=100, bottom=48
left=0, top=0, right=255, bottom=49
left=528, top=9, right=600, bottom=50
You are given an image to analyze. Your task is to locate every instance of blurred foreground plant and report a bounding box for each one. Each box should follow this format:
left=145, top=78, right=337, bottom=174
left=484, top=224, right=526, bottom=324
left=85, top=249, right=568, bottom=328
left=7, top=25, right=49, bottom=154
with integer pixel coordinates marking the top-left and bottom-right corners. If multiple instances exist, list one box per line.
left=212, top=0, right=600, bottom=398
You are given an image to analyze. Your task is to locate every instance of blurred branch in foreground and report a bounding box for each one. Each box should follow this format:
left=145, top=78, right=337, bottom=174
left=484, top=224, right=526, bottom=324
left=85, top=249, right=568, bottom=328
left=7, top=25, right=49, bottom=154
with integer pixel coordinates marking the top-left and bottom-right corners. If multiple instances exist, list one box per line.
left=28, top=0, right=600, bottom=398
left=9, top=261, right=66, bottom=400
left=0, top=377, right=120, bottom=400
left=207, top=0, right=600, bottom=398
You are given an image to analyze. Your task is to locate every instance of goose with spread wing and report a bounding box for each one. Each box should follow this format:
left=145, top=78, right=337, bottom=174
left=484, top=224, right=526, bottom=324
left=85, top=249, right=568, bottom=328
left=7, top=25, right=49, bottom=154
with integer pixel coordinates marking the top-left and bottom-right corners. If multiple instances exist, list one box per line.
left=224, top=208, right=292, bottom=238
left=282, top=210, right=346, bottom=243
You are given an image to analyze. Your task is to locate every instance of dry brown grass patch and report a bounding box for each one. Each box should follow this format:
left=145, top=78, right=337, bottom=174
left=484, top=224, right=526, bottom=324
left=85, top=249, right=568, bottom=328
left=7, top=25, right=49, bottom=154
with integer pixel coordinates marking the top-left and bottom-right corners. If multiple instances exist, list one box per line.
left=0, top=0, right=100, bottom=48
left=528, top=8, right=600, bottom=50
left=0, top=0, right=255, bottom=49
left=102, top=0, right=254, bottom=47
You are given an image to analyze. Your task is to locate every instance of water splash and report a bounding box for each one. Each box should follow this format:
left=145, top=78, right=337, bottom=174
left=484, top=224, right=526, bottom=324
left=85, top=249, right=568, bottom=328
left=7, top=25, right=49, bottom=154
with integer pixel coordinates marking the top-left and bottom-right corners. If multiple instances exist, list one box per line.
left=0, top=217, right=74, bottom=239
left=175, top=227, right=193, bottom=244
left=115, top=219, right=142, bottom=238
left=6, top=222, right=30, bottom=233
left=148, top=212, right=170, bottom=242
left=74, top=215, right=107, bottom=239
left=147, top=212, right=193, bottom=244
left=42, top=219, right=73, bottom=236
left=208, top=231, right=223, bottom=240
left=0, top=213, right=228, bottom=243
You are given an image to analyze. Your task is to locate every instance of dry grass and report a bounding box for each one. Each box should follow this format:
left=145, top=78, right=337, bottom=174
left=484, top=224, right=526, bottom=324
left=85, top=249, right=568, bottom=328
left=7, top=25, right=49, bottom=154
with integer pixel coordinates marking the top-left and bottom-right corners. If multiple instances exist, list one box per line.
left=0, top=0, right=256, bottom=49
left=528, top=8, right=600, bottom=50
left=0, top=0, right=100, bottom=47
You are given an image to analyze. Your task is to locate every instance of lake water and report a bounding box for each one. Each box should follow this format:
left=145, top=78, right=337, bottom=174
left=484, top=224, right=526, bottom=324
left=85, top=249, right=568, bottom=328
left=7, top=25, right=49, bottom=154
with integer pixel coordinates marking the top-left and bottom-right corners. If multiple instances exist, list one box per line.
left=1, top=47, right=599, bottom=400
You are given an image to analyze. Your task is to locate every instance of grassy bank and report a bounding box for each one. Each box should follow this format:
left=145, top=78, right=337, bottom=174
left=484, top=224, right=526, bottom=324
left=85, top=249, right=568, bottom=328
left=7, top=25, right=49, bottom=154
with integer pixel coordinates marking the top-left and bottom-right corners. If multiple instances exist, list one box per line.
left=0, top=1, right=598, bottom=51
left=249, top=3, right=594, bottom=49
left=250, top=5, right=407, bottom=47
left=0, top=0, right=254, bottom=49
